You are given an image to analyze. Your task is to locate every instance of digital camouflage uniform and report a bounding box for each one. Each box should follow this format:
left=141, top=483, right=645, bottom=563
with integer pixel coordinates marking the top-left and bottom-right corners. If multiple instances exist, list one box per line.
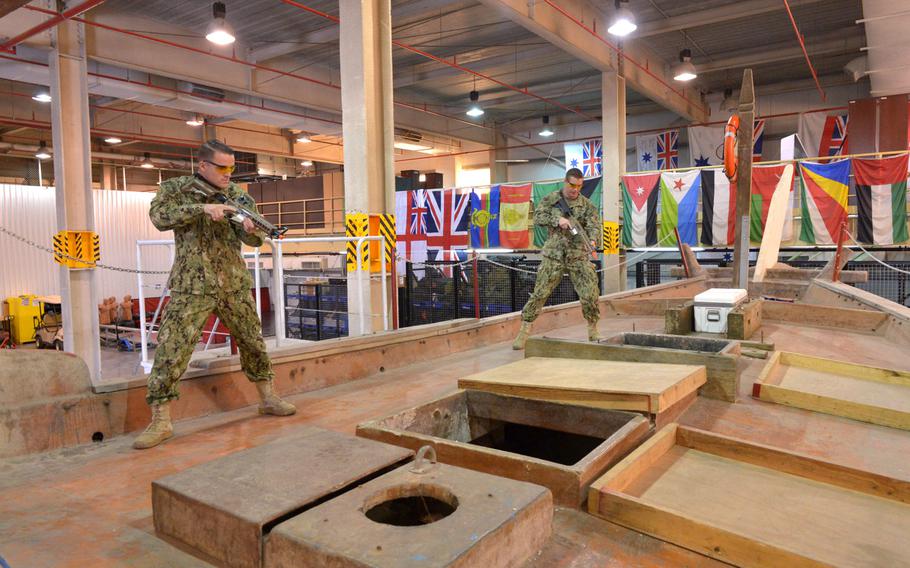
left=520, top=190, right=601, bottom=324
left=146, top=175, right=272, bottom=405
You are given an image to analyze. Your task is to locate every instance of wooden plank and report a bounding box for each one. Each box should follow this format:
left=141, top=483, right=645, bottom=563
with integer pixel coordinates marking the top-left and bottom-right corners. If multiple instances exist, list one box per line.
left=753, top=164, right=795, bottom=281
left=458, top=358, right=706, bottom=414
left=761, top=301, right=888, bottom=333
left=590, top=426, right=910, bottom=567
left=753, top=351, right=910, bottom=430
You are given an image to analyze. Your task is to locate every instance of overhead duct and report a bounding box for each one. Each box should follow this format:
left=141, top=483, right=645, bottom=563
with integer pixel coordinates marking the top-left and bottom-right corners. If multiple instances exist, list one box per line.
left=860, top=0, right=910, bottom=96
left=844, top=55, right=868, bottom=82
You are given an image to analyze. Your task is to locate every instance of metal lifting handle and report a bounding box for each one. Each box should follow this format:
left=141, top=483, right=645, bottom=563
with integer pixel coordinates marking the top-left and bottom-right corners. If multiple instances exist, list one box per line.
left=409, top=445, right=437, bottom=474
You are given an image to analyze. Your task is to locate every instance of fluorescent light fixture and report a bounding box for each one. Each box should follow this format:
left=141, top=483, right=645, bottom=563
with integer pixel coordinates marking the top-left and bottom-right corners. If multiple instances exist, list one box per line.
left=394, top=141, right=432, bottom=151
left=35, top=141, right=51, bottom=160
left=418, top=148, right=440, bottom=154
left=418, top=173, right=427, bottom=182
left=296, top=135, right=312, bottom=143
left=673, top=49, right=697, bottom=82
left=205, top=2, right=236, bottom=46
left=104, top=136, right=122, bottom=144
left=31, top=91, right=51, bottom=103
left=539, top=115, right=554, bottom=137
left=494, top=159, right=529, bottom=163
left=466, top=90, right=484, bottom=117
left=607, top=1, right=637, bottom=37
left=301, top=160, right=313, bottom=167
left=186, top=116, right=204, bottom=126
left=140, top=152, right=155, bottom=169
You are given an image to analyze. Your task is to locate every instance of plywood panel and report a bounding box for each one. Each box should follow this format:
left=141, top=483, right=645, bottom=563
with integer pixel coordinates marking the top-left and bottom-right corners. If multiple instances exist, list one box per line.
left=458, top=358, right=705, bottom=413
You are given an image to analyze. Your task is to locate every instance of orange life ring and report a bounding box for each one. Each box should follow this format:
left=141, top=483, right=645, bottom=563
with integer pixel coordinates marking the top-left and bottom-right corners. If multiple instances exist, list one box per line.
left=723, top=114, right=740, bottom=183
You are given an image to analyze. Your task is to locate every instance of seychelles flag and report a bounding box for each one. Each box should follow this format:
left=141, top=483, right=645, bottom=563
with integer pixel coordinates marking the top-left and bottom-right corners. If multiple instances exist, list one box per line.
left=799, top=159, right=851, bottom=245
left=658, top=170, right=700, bottom=246
left=469, top=187, right=500, bottom=248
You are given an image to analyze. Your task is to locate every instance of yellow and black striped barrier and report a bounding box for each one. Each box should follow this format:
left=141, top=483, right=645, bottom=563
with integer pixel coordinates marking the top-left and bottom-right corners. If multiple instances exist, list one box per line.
left=53, top=230, right=100, bottom=269
left=345, top=213, right=370, bottom=271
left=371, top=213, right=396, bottom=273
left=602, top=221, right=620, bottom=255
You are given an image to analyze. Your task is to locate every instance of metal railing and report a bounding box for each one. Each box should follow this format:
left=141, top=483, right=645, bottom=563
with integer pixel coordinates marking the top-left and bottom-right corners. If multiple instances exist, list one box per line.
left=257, top=195, right=345, bottom=234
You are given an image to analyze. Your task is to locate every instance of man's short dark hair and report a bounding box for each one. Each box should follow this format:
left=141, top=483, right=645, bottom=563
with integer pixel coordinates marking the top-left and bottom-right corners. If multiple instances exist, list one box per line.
left=199, top=140, right=234, bottom=162
left=565, top=168, right=583, bottom=180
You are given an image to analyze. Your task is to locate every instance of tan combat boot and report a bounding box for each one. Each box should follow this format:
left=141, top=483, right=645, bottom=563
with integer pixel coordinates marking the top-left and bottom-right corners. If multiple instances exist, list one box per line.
left=587, top=322, right=600, bottom=342
left=256, top=381, right=297, bottom=416
left=512, top=321, right=533, bottom=350
left=133, top=402, right=173, bottom=449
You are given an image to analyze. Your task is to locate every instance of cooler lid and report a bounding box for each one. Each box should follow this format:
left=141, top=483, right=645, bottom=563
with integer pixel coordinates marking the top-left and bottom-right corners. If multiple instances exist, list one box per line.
left=694, top=288, right=747, bottom=306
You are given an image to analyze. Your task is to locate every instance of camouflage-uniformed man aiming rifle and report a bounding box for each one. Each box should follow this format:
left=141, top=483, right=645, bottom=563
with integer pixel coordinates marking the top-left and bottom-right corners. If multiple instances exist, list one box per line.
left=134, top=140, right=296, bottom=450
left=512, top=168, right=601, bottom=350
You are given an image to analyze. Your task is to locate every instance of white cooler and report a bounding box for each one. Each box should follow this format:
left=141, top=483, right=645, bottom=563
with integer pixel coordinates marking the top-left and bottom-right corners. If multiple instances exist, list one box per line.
left=693, top=288, right=747, bottom=334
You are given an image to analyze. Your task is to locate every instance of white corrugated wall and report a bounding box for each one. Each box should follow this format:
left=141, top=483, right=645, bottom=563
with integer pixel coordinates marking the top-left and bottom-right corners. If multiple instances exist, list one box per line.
left=0, top=185, right=173, bottom=301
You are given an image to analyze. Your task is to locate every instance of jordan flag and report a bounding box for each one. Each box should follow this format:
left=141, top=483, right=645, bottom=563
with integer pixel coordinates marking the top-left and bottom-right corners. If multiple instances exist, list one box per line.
left=621, top=172, right=660, bottom=247
left=700, top=169, right=735, bottom=246
left=854, top=154, right=909, bottom=245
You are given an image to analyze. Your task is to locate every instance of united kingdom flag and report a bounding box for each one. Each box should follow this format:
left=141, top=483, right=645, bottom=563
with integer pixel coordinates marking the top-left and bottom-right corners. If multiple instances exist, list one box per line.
left=752, top=119, right=765, bottom=162
left=581, top=140, right=602, bottom=176
left=656, top=130, right=679, bottom=170
left=819, top=115, right=848, bottom=157
left=395, top=189, right=428, bottom=274
left=425, top=188, right=470, bottom=277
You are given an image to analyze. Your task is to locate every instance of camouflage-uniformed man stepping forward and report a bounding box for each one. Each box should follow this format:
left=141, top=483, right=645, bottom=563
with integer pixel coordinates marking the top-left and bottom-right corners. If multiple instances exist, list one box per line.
left=134, top=140, right=296, bottom=450
left=513, top=168, right=601, bottom=349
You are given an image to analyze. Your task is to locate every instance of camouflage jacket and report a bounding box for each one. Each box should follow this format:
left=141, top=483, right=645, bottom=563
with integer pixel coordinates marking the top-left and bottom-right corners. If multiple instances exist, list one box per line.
left=150, top=175, right=264, bottom=294
left=534, top=190, right=600, bottom=261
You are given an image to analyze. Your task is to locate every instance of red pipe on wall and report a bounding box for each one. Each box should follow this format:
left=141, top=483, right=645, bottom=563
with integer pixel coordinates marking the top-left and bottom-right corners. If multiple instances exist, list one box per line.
left=0, top=0, right=106, bottom=54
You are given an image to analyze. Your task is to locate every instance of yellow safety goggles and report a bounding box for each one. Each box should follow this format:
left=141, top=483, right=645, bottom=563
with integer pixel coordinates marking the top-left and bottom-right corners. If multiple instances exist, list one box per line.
left=203, top=160, right=236, bottom=174
left=566, top=181, right=583, bottom=189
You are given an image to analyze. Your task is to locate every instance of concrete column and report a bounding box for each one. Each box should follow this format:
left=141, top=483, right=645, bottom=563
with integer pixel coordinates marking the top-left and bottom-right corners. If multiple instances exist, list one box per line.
left=49, top=20, right=101, bottom=381
left=489, top=130, right=508, bottom=183
left=601, top=71, right=625, bottom=294
left=339, top=0, right=395, bottom=335
left=101, top=164, right=116, bottom=190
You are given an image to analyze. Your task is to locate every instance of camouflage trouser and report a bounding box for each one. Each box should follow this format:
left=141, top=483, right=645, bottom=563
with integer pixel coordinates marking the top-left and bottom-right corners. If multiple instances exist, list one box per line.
left=146, top=291, right=273, bottom=405
left=521, top=257, right=600, bottom=324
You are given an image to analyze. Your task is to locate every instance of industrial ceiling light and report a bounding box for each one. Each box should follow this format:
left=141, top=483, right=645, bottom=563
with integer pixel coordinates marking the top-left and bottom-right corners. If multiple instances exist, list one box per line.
left=186, top=115, right=204, bottom=127
left=35, top=141, right=51, bottom=160
left=104, top=136, right=122, bottom=144
left=539, top=115, right=554, bottom=137
left=301, top=160, right=313, bottom=167
left=205, top=2, right=236, bottom=46
left=394, top=141, right=432, bottom=151
left=140, top=152, right=155, bottom=169
left=607, top=0, right=637, bottom=37
left=720, top=88, right=737, bottom=112
left=673, top=48, right=697, bottom=82
left=466, top=90, right=484, bottom=117
left=32, top=91, right=51, bottom=103
left=296, top=134, right=312, bottom=143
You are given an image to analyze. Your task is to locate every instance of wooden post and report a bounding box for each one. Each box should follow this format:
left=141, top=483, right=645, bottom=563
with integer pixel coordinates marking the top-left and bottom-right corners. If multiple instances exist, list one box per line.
left=675, top=227, right=690, bottom=278
left=832, top=220, right=847, bottom=283
left=732, top=70, right=755, bottom=290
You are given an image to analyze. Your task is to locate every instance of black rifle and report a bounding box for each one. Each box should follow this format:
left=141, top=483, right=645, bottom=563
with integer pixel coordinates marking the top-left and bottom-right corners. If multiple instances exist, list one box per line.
left=555, top=195, right=595, bottom=256
left=184, top=175, right=288, bottom=239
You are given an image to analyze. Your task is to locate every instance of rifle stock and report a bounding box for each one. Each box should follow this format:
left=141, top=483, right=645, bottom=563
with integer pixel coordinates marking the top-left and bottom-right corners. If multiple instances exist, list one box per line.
left=556, top=195, right=596, bottom=257
left=185, top=176, right=288, bottom=239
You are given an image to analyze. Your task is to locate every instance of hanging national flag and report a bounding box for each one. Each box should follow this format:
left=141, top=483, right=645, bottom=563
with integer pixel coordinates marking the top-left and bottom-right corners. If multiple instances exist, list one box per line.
left=656, top=130, right=679, bottom=170
left=425, top=188, right=470, bottom=276
left=799, top=159, right=851, bottom=245
left=659, top=170, right=700, bottom=246
left=395, top=189, right=428, bottom=275
left=700, top=169, right=736, bottom=246
left=854, top=155, right=909, bottom=245
left=750, top=164, right=795, bottom=242
left=564, top=139, right=603, bottom=176
left=498, top=183, right=532, bottom=249
left=621, top=172, right=660, bottom=247
left=752, top=119, right=766, bottom=161
left=531, top=177, right=602, bottom=247
left=688, top=125, right=724, bottom=167
left=636, top=134, right=657, bottom=171
left=798, top=113, right=848, bottom=158
left=469, top=186, right=500, bottom=248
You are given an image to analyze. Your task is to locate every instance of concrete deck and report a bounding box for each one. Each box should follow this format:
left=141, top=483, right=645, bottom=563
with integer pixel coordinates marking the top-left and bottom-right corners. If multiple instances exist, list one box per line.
left=1, top=315, right=908, bottom=567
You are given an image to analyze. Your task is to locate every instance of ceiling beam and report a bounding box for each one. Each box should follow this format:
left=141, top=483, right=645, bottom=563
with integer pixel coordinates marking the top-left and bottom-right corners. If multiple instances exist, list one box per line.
left=635, top=0, right=827, bottom=38
left=477, top=0, right=709, bottom=122
left=0, top=0, right=31, bottom=20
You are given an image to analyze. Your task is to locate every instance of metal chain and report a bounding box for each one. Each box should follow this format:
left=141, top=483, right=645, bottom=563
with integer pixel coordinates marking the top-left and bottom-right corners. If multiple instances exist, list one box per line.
left=845, top=229, right=910, bottom=276
left=0, top=225, right=171, bottom=275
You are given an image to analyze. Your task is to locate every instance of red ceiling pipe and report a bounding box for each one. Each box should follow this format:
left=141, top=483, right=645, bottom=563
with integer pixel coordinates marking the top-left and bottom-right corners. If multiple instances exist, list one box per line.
left=0, top=0, right=107, bottom=53
left=279, top=0, right=599, bottom=122
left=782, top=0, right=826, bottom=102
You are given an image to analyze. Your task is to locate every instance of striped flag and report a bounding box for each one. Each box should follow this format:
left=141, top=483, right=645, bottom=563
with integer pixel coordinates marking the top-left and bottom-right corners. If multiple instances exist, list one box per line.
left=658, top=170, right=700, bottom=246
left=469, top=187, right=500, bottom=248
left=752, top=119, right=766, bottom=161
left=700, top=169, right=735, bottom=246
left=498, top=183, right=532, bottom=248
left=799, top=159, right=851, bottom=245
left=621, top=173, right=660, bottom=247
left=854, top=155, right=909, bottom=245
left=751, top=164, right=795, bottom=242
